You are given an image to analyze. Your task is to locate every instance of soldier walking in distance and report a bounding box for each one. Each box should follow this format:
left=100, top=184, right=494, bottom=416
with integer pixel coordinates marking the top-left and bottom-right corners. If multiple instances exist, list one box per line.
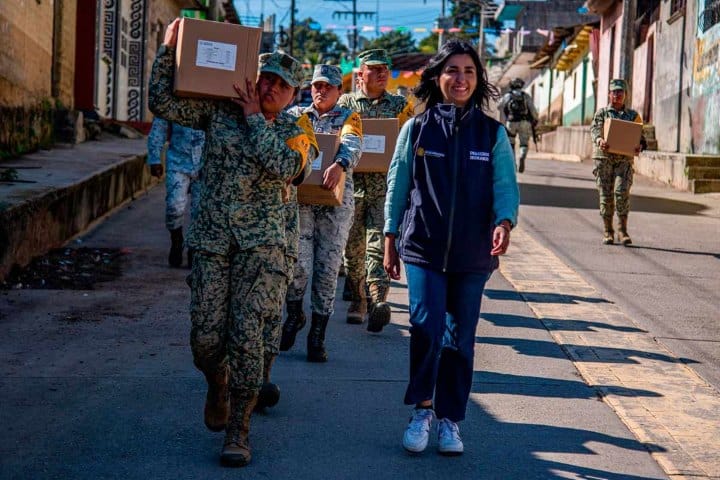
left=280, top=64, right=363, bottom=362
left=338, top=49, right=414, bottom=333
left=146, top=117, right=205, bottom=268
left=499, top=77, right=538, bottom=173
left=149, top=19, right=316, bottom=468
left=590, top=78, right=646, bottom=246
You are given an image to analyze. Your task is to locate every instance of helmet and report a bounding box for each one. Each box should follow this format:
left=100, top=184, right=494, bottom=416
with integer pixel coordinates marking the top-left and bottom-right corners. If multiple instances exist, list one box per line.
left=510, top=78, right=525, bottom=89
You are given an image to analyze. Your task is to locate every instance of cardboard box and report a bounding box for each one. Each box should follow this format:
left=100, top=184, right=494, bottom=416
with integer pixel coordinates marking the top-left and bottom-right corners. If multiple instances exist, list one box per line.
left=297, top=133, right=345, bottom=206
left=174, top=18, right=262, bottom=99
left=355, top=118, right=399, bottom=173
left=603, top=117, right=643, bottom=157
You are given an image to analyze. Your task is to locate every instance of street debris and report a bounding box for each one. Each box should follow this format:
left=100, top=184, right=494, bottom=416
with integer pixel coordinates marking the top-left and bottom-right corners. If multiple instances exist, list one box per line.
left=1, top=247, right=125, bottom=290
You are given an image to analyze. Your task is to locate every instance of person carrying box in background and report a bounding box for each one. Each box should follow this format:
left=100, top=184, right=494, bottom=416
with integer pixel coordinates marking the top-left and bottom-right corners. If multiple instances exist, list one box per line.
left=146, top=117, right=205, bottom=268
left=280, top=64, right=363, bottom=363
left=590, top=78, right=647, bottom=246
left=338, top=48, right=414, bottom=333
left=149, top=18, right=316, bottom=468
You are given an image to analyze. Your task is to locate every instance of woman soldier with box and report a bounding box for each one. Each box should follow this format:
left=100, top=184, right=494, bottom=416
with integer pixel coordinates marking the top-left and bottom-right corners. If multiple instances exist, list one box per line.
left=149, top=19, right=316, bottom=468
left=280, top=64, right=363, bottom=362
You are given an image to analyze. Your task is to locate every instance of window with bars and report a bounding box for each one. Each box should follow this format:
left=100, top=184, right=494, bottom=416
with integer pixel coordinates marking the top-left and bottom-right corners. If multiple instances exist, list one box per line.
left=670, top=0, right=686, bottom=15
left=699, top=0, right=720, bottom=33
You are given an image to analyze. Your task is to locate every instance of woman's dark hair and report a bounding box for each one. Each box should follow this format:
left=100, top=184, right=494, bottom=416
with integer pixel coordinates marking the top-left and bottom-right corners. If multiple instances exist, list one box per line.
left=413, top=40, right=499, bottom=110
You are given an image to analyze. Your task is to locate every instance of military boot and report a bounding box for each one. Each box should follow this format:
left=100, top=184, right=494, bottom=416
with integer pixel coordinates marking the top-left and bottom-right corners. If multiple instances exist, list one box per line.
left=602, top=217, right=614, bottom=245
left=254, top=353, right=280, bottom=412
left=168, top=227, right=184, bottom=268
left=346, top=276, right=367, bottom=324
left=518, top=146, right=528, bottom=173
left=618, top=216, right=632, bottom=245
left=367, top=283, right=391, bottom=333
left=307, top=313, right=329, bottom=363
left=203, top=366, right=230, bottom=432
left=220, top=391, right=257, bottom=467
left=341, top=276, right=352, bottom=301
left=279, top=300, right=306, bottom=351
left=186, top=248, right=194, bottom=269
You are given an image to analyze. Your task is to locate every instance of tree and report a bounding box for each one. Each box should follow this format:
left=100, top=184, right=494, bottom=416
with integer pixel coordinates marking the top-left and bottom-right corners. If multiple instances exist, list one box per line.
left=364, top=30, right=417, bottom=55
left=291, top=18, right=349, bottom=64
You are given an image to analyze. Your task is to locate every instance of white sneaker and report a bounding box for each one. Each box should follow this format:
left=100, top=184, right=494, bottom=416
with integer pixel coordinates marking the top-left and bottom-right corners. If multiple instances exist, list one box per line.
left=402, top=408, right=435, bottom=453
left=437, top=418, right=464, bottom=455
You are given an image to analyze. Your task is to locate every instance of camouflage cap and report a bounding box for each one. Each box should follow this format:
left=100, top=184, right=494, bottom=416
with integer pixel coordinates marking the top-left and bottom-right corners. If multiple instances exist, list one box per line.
left=609, top=78, right=628, bottom=91
left=311, top=64, right=343, bottom=86
left=358, top=49, right=391, bottom=66
left=258, top=51, right=304, bottom=88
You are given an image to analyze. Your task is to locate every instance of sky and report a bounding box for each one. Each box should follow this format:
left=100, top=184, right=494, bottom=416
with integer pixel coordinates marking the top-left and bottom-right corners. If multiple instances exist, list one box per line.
left=233, top=0, right=445, bottom=45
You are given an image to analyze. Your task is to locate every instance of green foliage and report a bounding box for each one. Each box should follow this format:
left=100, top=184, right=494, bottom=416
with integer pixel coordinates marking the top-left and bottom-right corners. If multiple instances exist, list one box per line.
left=418, top=33, right=438, bottom=53
left=365, top=30, right=417, bottom=55
left=292, top=18, right=349, bottom=64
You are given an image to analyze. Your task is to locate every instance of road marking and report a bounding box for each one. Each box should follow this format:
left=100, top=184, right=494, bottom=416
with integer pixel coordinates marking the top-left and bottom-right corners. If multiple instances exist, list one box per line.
left=500, top=227, right=720, bottom=478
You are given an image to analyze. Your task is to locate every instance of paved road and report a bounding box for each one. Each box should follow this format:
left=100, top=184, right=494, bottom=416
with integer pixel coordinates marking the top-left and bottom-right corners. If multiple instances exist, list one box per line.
left=2, top=156, right=719, bottom=479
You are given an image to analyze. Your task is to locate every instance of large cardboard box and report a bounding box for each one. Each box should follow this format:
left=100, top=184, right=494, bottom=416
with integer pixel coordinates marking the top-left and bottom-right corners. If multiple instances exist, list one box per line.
left=297, top=133, right=345, bottom=206
left=603, top=118, right=643, bottom=157
left=174, top=18, right=262, bottom=99
left=355, top=118, right=399, bottom=173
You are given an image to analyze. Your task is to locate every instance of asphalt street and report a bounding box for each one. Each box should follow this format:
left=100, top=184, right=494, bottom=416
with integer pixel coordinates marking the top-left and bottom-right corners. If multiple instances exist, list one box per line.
left=2, top=155, right=719, bottom=479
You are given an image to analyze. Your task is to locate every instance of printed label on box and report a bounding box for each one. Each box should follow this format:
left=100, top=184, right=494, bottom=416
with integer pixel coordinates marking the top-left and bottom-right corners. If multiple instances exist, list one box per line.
left=195, top=40, right=237, bottom=71
left=363, top=135, right=386, bottom=154
left=312, top=152, right=324, bottom=170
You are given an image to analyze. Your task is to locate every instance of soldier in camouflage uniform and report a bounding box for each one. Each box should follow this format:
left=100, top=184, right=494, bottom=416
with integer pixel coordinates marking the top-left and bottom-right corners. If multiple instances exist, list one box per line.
left=338, top=49, right=414, bottom=333
left=149, top=19, right=316, bottom=468
left=147, top=117, right=205, bottom=268
left=280, top=64, right=363, bottom=362
left=590, top=78, right=646, bottom=246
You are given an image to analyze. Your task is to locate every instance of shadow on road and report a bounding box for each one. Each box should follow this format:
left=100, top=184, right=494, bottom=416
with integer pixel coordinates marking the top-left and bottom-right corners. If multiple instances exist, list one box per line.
left=482, top=312, right=647, bottom=333
left=473, top=371, right=662, bottom=399
left=625, top=244, right=720, bottom=259
left=520, top=183, right=708, bottom=215
left=485, top=288, right=611, bottom=304
left=476, top=336, right=700, bottom=365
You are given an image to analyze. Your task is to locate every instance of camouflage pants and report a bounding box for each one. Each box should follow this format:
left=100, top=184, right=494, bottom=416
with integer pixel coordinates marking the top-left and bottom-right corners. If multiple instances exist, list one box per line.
left=263, top=256, right=296, bottom=357
left=165, top=169, right=201, bottom=230
left=344, top=173, right=388, bottom=289
left=506, top=120, right=533, bottom=148
left=287, top=181, right=354, bottom=316
left=189, top=245, right=287, bottom=393
left=593, top=157, right=634, bottom=218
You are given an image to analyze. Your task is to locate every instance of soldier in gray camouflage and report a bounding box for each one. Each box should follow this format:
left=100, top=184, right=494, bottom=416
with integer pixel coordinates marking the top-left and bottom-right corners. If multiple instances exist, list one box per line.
left=338, top=49, right=414, bottom=333
left=149, top=19, right=316, bottom=468
left=280, top=64, right=363, bottom=362
left=590, top=78, right=646, bottom=246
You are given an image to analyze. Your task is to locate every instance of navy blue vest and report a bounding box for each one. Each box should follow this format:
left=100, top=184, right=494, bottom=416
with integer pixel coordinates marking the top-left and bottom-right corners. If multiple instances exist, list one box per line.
left=399, top=104, right=501, bottom=274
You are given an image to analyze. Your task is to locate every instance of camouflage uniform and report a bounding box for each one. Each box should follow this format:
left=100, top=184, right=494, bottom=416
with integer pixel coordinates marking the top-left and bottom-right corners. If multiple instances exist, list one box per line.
left=498, top=83, right=538, bottom=172
left=590, top=104, right=643, bottom=221
left=147, top=117, right=205, bottom=230
left=286, top=101, right=363, bottom=316
left=148, top=45, right=316, bottom=395
left=338, top=89, right=413, bottom=291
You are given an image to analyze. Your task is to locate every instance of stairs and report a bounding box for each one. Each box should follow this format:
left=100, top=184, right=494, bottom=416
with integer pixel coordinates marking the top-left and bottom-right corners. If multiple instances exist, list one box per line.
left=686, top=155, right=720, bottom=193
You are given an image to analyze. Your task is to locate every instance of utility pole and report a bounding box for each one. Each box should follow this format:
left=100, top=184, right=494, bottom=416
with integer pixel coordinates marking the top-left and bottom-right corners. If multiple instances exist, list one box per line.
left=326, top=0, right=376, bottom=55
left=438, top=0, right=446, bottom=50
left=289, top=0, right=296, bottom=56
left=618, top=0, right=637, bottom=101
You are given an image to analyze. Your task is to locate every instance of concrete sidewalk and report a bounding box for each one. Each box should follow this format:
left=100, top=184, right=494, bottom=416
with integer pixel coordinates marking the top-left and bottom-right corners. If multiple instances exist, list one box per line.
left=0, top=135, right=152, bottom=281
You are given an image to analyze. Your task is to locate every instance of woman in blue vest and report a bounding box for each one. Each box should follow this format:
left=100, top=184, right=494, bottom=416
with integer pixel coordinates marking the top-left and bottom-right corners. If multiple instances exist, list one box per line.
left=384, top=40, right=519, bottom=456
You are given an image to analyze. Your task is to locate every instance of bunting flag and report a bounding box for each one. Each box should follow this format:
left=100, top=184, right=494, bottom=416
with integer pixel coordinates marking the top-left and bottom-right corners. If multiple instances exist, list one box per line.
left=312, top=22, right=535, bottom=36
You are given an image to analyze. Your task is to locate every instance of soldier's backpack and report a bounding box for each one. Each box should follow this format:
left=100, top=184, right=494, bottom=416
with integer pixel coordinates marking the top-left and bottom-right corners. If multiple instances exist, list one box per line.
left=506, top=91, right=529, bottom=121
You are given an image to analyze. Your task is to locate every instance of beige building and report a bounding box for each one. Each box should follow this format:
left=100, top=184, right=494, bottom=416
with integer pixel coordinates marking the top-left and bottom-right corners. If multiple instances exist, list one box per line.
left=0, top=1, right=240, bottom=158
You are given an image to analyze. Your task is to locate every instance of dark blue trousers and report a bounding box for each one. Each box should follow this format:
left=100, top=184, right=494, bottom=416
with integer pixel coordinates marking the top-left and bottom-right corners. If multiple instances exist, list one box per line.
left=403, top=263, right=491, bottom=422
